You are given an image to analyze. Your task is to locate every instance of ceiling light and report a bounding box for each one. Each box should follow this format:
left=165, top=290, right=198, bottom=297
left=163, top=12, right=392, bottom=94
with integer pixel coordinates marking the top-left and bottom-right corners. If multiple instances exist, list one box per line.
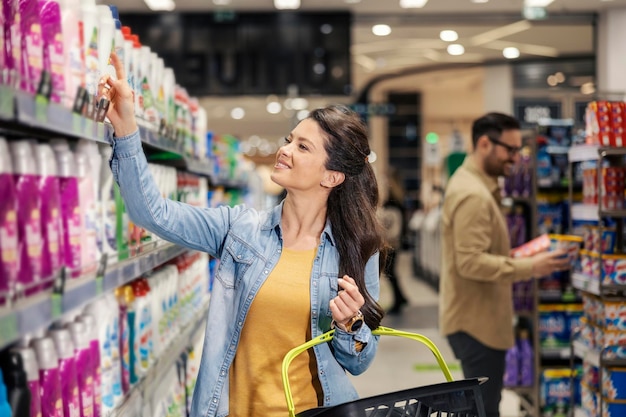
left=447, top=44, right=465, bottom=56
left=344, top=0, right=362, bottom=3
left=440, top=30, right=458, bottom=42
left=471, top=0, right=489, bottom=3
left=399, top=0, right=428, bottom=8
left=291, top=98, right=309, bottom=111
left=274, top=0, right=300, bottom=10
left=372, top=24, right=392, bottom=36
left=297, top=110, right=310, bottom=120
left=266, top=102, right=282, bottom=114
left=502, top=47, right=520, bottom=59
left=144, top=0, right=175, bottom=11
left=547, top=75, right=558, bottom=87
left=212, top=0, right=231, bottom=5
left=524, top=0, right=554, bottom=6
left=554, top=71, right=565, bottom=83
left=231, top=107, right=245, bottom=120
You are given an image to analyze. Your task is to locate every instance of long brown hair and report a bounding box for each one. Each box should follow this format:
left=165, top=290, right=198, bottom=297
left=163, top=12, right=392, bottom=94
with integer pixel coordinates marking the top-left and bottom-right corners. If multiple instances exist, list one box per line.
left=309, top=105, right=386, bottom=330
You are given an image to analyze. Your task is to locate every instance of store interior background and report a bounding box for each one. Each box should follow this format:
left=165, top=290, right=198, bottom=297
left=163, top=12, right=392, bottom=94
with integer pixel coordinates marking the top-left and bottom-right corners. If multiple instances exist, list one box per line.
left=106, top=0, right=611, bottom=211
left=96, top=0, right=626, bottom=415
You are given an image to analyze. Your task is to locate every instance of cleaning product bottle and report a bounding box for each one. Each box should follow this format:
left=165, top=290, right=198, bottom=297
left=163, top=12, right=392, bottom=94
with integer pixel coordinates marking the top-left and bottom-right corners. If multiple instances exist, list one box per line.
left=76, top=314, right=100, bottom=417
left=19, top=0, right=44, bottom=94
left=80, top=0, right=98, bottom=97
left=58, top=0, right=84, bottom=109
left=503, top=338, right=519, bottom=387
left=82, top=301, right=113, bottom=415
left=10, top=140, right=43, bottom=296
left=67, top=321, right=94, bottom=417
left=104, top=293, right=122, bottom=406
left=35, top=143, right=63, bottom=287
left=12, top=347, right=41, bottom=417
left=48, top=328, right=80, bottom=417
left=75, top=140, right=102, bottom=260
left=0, top=351, right=30, bottom=417
left=519, top=329, right=534, bottom=387
left=0, top=369, right=12, bottom=417
left=55, top=149, right=82, bottom=277
left=75, top=152, right=97, bottom=276
left=4, top=0, right=21, bottom=87
left=31, top=337, right=63, bottom=417
left=37, top=0, right=65, bottom=104
left=0, top=137, right=18, bottom=303
left=95, top=5, right=114, bottom=78
left=98, top=146, right=118, bottom=263
left=115, top=286, right=131, bottom=393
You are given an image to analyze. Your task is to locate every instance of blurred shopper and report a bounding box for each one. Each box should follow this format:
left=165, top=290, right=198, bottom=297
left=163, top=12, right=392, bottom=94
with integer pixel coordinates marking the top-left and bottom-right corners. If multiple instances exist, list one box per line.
left=100, top=53, right=387, bottom=417
left=439, top=112, right=569, bottom=417
left=378, top=168, right=409, bottom=314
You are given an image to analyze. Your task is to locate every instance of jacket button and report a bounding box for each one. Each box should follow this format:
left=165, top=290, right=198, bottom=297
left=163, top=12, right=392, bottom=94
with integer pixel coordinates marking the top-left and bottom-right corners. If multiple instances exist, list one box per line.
left=221, top=371, right=226, bottom=376
left=213, top=398, right=218, bottom=403
left=264, top=270, right=268, bottom=274
left=237, top=255, right=242, bottom=259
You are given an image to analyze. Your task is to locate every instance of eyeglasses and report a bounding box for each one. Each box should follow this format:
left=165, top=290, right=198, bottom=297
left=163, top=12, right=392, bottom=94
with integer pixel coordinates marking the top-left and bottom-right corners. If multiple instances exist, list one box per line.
left=487, top=136, right=522, bottom=156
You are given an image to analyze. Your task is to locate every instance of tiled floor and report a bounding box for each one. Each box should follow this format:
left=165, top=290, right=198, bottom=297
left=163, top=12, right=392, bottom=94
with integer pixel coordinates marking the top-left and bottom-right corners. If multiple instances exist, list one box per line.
left=348, top=250, right=523, bottom=417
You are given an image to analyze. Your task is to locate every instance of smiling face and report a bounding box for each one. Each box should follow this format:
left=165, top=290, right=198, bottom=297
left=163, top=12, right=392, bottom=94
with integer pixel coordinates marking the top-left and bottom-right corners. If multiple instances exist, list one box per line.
left=483, top=129, right=522, bottom=177
left=271, top=118, right=339, bottom=193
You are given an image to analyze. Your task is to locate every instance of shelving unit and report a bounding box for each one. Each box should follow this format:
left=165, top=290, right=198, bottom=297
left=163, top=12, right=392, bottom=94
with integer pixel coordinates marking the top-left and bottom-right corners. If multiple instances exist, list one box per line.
left=0, top=86, right=228, bottom=417
left=504, top=118, right=584, bottom=417
left=567, top=141, right=626, bottom=417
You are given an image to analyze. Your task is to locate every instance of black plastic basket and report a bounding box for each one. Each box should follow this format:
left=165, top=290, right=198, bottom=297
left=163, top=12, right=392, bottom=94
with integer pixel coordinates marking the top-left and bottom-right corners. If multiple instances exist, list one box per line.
left=281, top=326, right=487, bottom=417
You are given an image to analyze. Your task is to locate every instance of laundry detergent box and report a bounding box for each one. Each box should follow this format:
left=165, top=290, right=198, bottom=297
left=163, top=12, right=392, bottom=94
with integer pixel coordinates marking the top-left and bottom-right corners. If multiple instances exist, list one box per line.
left=603, top=367, right=626, bottom=400
left=602, top=398, right=626, bottom=417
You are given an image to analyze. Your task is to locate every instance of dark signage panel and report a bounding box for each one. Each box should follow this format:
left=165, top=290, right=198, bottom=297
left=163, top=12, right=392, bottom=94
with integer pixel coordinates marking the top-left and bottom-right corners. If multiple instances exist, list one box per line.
left=513, top=98, right=562, bottom=127
left=118, top=12, right=352, bottom=96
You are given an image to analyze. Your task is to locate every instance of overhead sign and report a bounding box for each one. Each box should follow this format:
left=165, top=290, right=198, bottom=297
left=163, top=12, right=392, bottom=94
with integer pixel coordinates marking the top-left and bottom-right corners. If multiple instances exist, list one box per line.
left=513, top=99, right=562, bottom=128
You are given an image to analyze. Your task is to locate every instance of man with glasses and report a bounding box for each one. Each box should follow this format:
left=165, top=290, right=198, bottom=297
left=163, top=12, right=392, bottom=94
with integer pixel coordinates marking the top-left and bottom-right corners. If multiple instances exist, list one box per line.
left=439, top=112, right=569, bottom=417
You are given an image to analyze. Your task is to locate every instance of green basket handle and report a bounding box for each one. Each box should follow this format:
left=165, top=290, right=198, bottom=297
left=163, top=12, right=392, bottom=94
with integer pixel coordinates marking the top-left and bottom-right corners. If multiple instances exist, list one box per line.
left=281, top=326, right=454, bottom=417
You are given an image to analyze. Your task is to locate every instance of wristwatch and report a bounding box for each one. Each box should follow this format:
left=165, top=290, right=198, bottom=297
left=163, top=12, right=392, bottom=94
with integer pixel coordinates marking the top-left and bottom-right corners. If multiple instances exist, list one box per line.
left=333, top=310, right=364, bottom=333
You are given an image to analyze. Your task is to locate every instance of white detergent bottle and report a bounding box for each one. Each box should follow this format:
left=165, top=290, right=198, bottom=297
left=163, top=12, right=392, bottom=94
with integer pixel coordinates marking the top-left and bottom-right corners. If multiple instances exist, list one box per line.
left=76, top=140, right=102, bottom=262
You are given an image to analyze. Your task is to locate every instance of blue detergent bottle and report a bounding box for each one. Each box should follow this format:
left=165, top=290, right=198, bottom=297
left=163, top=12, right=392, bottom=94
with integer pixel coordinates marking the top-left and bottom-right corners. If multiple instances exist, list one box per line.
left=0, top=369, right=13, bottom=417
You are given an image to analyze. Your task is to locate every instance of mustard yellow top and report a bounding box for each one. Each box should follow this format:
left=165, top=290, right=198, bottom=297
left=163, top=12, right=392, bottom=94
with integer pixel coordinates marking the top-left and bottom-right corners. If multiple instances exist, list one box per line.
left=229, top=247, right=322, bottom=417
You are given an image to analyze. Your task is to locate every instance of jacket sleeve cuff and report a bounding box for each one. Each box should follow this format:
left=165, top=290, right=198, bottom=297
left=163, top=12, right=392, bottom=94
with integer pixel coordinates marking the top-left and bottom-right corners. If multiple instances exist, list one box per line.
left=512, top=258, right=534, bottom=282
left=111, top=129, right=142, bottom=159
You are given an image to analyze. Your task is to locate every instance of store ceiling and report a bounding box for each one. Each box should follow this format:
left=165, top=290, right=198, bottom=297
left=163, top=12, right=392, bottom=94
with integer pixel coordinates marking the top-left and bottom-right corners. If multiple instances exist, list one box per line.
left=105, top=0, right=623, bottom=147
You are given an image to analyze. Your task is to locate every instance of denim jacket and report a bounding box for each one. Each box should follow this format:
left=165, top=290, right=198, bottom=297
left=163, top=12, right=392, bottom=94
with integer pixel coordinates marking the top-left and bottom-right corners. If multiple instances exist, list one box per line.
left=109, top=130, right=381, bottom=417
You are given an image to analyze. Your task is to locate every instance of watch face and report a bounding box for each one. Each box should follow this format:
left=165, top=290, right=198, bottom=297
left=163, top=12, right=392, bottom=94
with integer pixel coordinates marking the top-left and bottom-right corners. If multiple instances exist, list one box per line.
left=351, top=318, right=363, bottom=332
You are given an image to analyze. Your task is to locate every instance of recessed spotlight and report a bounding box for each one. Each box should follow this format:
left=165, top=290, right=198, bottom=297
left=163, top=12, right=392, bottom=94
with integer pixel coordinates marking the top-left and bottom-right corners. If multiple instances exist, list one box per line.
left=297, top=110, right=310, bottom=120
left=503, top=47, right=520, bottom=59
left=554, top=71, right=565, bottom=83
left=344, top=0, right=362, bottom=3
left=266, top=102, right=282, bottom=114
left=440, top=30, right=458, bottom=42
left=212, top=0, right=231, bottom=5
left=372, top=24, right=392, bottom=36
left=547, top=75, right=558, bottom=87
left=274, top=0, right=300, bottom=10
left=399, top=0, right=428, bottom=8
left=471, top=0, right=489, bottom=3
left=231, top=107, right=245, bottom=120
left=447, top=44, right=465, bottom=56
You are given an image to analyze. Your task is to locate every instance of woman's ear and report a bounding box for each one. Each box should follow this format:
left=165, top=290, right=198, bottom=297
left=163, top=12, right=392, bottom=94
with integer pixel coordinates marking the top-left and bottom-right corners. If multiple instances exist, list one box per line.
left=321, top=171, right=346, bottom=189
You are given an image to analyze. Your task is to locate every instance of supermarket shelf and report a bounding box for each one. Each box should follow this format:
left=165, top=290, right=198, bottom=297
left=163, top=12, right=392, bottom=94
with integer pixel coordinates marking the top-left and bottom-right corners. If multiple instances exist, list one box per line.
left=541, top=346, right=571, bottom=359
left=0, top=86, right=217, bottom=180
left=0, top=241, right=188, bottom=350
left=110, top=299, right=210, bottom=417
left=572, top=339, right=600, bottom=367
left=571, top=204, right=598, bottom=221
left=574, top=406, right=590, bottom=417
left=599, top=147, right=626, bottom=157
left=568, top=145, right=600, bottom=162
left=572, top=273, right=600, bottom=295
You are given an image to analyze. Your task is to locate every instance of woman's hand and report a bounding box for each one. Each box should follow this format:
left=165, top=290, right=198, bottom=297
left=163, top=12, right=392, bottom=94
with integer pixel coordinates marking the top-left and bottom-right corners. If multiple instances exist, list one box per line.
left=329, top=275, right=365, bottom=326
left=98, top=52, right=137, bottom=138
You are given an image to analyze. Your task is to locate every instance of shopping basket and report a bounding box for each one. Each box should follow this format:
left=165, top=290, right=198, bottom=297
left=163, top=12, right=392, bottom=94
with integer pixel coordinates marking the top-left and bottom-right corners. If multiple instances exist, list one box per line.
left=282, top=326, right=487, bottom=417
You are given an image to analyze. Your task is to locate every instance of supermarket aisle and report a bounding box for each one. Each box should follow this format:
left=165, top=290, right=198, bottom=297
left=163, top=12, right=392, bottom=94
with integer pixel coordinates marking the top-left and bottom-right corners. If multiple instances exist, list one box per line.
left=348, top=250, right=522, bottom=417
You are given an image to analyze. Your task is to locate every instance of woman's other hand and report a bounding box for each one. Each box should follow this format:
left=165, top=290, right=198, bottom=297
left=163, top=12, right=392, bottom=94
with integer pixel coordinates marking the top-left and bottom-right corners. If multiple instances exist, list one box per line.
left=329, top=275, right=365, bottom=326
left=99, top=52, right=137, bottom=138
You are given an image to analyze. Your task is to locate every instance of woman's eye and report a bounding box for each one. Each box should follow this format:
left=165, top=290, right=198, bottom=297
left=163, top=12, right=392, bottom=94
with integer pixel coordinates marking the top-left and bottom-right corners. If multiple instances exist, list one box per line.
left=299, top=144, right=308, bottom=151
left=283, top=137, right=291, bottom=144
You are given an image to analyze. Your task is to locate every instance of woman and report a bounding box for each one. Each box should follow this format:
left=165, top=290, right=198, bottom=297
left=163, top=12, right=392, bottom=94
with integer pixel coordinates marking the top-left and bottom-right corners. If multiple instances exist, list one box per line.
left=100, top=53, right=386, bottom=417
